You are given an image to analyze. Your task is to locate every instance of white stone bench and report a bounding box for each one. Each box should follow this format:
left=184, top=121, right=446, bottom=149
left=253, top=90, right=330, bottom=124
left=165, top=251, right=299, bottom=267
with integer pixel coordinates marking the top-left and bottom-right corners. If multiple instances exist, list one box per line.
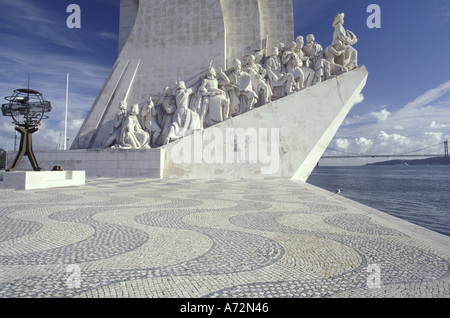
left=0, top=171, right=85, bottom=190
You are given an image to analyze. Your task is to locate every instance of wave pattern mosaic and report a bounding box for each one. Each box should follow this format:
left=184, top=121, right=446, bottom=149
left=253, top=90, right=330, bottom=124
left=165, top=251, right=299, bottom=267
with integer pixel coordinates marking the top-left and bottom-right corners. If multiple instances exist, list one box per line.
left=0, top=179, right=449, bottom=298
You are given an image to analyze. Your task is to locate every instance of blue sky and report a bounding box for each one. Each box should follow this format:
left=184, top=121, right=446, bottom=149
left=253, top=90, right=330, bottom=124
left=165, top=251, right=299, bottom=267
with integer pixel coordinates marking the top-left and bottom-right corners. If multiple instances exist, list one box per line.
left=1, top=0, right=450, bottom=165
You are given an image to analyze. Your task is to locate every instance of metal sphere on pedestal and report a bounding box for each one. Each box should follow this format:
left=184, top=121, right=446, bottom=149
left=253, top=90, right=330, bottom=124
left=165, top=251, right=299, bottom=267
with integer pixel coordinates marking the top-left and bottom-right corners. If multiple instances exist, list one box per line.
left=2, top=88, right=52, bottom=128
left=1, top=88, right=52, bottom=172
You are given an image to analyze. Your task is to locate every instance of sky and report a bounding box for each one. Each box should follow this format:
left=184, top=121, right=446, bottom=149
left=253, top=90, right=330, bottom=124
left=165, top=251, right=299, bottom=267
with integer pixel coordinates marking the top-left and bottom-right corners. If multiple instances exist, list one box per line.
left=1, top=0, right=450, bottom=166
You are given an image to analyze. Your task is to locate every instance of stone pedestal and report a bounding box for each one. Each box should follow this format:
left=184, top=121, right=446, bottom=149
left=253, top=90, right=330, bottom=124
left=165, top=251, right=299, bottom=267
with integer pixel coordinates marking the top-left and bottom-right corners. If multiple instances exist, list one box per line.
left=0, top=171, right=85, bottom=190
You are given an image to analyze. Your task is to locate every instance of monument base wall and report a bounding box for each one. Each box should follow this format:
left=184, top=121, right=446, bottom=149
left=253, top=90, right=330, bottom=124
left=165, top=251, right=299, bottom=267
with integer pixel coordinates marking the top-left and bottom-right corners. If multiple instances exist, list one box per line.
left=6, top=149, right=165, bottom=179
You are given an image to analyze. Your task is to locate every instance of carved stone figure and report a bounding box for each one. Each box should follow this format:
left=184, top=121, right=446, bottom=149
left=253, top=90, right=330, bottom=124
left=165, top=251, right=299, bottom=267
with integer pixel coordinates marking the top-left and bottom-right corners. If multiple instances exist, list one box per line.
left=325, top=40, right=349, bottom=76
left=312, top=58, right=332, bottom=84
left=294, top=36, right=315, bottom=88
left=332, top=13, right=358, bottom=70
left=277, top=43, right=286, bottom=66
left=96, top=12, right=362, bottom=151
left=120, top=103, right=151, bottom=149
left=244, top=54, right=272, bottom=106
left=303, top=34, right=324, bottom=68
left=226, top=58, right=258, bottom=114
left=156, top=87, right=177, bottom=146
left=196, top=64, right=230, bottom=128
left=140, top=96, right=161, bottom=147
left=167, top=80, right=201, bottom=142
left=105, top=101, right=127, bottom=149
left=264, top=47, right=295, bottom=99
left=282, top=41, right=305, bottom=91
left=301, top=34, right=332, bottom=85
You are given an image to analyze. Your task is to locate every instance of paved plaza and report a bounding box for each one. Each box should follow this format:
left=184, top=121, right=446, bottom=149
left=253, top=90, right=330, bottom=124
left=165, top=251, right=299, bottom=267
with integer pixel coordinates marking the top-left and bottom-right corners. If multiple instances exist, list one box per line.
left=0, top=177, right=449, bottom=298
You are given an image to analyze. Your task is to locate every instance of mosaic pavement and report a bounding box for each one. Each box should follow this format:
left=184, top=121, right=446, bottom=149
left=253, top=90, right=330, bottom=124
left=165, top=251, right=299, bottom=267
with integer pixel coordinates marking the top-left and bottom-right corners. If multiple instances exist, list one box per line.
left=0, top=178, right=449, bottom=298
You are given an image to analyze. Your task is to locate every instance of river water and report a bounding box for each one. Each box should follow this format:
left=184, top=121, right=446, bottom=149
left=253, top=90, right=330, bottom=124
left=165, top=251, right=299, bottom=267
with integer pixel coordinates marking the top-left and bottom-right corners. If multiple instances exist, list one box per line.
left=307, top=165, right=450, bottom=237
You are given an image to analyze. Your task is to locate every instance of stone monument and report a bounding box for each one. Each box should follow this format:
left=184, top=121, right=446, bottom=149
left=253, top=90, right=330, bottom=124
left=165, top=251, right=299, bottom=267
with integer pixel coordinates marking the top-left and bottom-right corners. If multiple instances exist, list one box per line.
left=15, top=2, right=367, bottom=181
left=71, top=0, right=295, bottom=150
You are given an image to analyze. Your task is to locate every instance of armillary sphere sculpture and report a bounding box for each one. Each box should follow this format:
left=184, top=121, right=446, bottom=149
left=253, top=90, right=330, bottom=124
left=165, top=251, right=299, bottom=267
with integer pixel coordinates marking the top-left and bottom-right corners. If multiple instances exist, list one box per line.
left=1, top=88, right=52, bottom=172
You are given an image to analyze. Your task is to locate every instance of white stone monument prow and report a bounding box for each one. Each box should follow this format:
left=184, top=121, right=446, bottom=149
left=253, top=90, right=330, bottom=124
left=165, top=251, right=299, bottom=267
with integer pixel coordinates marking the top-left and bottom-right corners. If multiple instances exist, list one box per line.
left=51, top=1, right=367, bottom=182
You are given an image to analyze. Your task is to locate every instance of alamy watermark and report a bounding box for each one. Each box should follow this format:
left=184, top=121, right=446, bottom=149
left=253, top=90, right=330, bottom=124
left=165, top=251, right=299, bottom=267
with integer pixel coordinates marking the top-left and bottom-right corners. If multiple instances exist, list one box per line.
left=66, top=4, right=81, bottom=29
left=366, top=264, right=382, bottom=289
left=66, top=264, right=81, bottom=289
left=367, top=4, right=381, bottom=29
left=170, top=127, right=280, bottom=175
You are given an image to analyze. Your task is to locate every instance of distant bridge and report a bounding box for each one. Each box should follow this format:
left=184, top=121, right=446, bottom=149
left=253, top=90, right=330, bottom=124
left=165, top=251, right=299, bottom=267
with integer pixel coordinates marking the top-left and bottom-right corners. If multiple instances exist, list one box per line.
left=322, top=154, right=442, bottom=159
left=321, top=141, right=449, bottom=162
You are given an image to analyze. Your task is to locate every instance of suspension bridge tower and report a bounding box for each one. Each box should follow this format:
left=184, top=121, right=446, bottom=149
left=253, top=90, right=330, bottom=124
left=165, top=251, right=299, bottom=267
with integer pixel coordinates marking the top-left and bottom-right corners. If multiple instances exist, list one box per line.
left=445, top=140, right=449, bottom=165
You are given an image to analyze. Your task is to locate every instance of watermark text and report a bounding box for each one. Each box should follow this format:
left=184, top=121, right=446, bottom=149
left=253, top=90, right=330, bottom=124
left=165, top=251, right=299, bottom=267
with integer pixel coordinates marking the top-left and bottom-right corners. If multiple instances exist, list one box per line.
left=171, top=128, right=280, bottom=175
left=67, top=4, right=81, bottom=29
left=367, top=4, right=381, bottom=29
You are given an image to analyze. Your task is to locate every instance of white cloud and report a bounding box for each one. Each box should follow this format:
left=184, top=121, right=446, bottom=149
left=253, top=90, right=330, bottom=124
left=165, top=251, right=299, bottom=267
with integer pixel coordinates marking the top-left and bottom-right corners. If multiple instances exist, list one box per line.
left=370, top=109, right=391, bottom=122
left=401, top=79, right=450, bottom=112
left=354, top=137, right=373, bottom=152
left=335, top=138, right=350, bottom=150
left=325, top=130, right=444, bottom=161
left=98, top=32, right=118, bottom=41
left=353, top=93, right=364, bottom=106
left=424, top=131, right=443, bottom=142
left=430, top=121, right=449, bottom=129
left=0, top=1, right=87, bottom=51
left=332, top=79, right=450, bottom=161
left=376, top=131, right=411, bottom=150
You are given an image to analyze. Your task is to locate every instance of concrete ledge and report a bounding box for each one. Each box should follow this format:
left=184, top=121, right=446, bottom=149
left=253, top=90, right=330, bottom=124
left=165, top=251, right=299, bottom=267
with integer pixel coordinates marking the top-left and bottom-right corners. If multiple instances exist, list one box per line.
left=0, top=171, right=86, bottom=190
left=6, top=148, right=165, bottom=179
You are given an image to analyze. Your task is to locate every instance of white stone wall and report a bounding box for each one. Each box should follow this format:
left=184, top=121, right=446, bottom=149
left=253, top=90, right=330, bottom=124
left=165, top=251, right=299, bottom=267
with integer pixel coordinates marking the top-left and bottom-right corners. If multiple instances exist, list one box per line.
left=7, top=149, right=165, bottom=178
left=119, top=0, right=139, bottom=55
left=258, top=0, right=295, bottom=52
left=220, top=0, right=261, bottom=68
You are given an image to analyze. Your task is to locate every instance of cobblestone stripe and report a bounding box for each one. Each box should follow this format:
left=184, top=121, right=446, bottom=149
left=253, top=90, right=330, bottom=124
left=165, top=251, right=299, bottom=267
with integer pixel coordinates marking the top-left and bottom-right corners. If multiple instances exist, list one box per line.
left=0, top=208, right=43, bottom=242
left=0, top=206, right=149, bottom=265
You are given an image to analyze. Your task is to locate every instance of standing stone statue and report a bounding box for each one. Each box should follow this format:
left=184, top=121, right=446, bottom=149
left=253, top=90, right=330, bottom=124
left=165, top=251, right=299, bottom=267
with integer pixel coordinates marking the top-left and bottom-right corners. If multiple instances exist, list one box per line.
left=294, top=36, right=315, bottom=88
left=282, top=41, right=305, bottom=91
left=303, top=34, right=324, bottom=69
left=167, top=80, right=201, bottom=143
left=105, top=101, right=128, bottom=149
left=302, top=34, right=332, bottom=85
left=226, top=58, right=258, bottom=115
left=156, top=87, right=177, bottom=146
left=264, top=47, right=295, bottom=99
left=244, top=54, right=272, bottom=106
left=140, top=96, right=162, bottom=148
left=332, top=13, right=358, bottom=71
left=196, top=64, right=231, bottom=127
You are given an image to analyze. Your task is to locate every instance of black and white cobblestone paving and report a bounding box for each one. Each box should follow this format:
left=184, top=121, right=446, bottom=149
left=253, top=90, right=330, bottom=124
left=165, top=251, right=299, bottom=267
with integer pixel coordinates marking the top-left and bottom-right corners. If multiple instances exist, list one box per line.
left=0, top=178, right=448, bottom=298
